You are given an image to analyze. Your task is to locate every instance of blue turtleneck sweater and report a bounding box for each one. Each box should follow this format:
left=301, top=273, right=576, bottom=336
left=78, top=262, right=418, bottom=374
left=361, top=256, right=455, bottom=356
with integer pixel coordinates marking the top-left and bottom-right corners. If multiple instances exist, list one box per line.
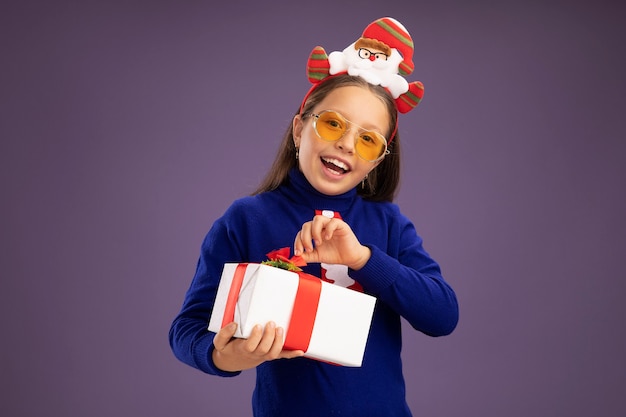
left=169, top=168, right=458, bottom=417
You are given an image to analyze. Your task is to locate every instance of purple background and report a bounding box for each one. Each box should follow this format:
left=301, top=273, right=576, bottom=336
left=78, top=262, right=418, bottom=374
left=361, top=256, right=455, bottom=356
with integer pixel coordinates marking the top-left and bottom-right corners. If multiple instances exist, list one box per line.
left=2, top=1, right=625, bottom=416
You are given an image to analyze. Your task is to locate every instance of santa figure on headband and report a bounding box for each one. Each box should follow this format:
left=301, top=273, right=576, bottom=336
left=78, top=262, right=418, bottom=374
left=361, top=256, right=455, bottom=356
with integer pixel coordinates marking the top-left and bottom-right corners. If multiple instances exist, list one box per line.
left=306, top=17, right=424, bottom=114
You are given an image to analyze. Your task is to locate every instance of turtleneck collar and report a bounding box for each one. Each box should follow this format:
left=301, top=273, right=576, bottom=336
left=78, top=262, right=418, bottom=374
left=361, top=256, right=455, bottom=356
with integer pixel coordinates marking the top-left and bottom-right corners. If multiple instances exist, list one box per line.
left=277, top=168, right=359, bottom=213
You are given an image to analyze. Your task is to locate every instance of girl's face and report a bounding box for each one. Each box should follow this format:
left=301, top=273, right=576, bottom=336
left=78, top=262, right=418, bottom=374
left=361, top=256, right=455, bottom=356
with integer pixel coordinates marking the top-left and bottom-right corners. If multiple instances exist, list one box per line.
left=293, top=86, right=390, bottom=196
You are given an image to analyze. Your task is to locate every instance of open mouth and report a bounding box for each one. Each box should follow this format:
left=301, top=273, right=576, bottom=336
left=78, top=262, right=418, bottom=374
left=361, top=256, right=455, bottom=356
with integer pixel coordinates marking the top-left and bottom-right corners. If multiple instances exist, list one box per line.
left=321, top=157, right=350, bottom=175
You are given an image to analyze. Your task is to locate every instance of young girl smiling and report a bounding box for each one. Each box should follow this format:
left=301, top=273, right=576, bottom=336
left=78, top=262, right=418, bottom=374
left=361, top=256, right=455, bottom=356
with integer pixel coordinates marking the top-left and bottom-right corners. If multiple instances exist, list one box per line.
left=170, top=17, right=458, bottom=417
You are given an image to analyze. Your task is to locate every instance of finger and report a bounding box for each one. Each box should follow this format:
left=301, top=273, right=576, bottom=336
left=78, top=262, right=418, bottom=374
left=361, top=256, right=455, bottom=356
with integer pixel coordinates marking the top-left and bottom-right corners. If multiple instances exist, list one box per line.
left=299, top=248, right=319, bottom=264
left=315, top=215, right=342, bottom=242
left=309, top=215, right=331, bottom=246
left=256, top=321, right=277, bottom=354
left=297, top=225, right=322, bottom=263
left=213, top=322, right=237, bottom=351
left=328, top=222, right=355, bottom=249
left=266, top=326, right=285, bottom=358
left=293, top=230, right=304, bottom=256
left=299, top=222, right=315, bottom=253
left=242, top=324, right=264, bottom=353
left=319, top=218, right=341, bottom=241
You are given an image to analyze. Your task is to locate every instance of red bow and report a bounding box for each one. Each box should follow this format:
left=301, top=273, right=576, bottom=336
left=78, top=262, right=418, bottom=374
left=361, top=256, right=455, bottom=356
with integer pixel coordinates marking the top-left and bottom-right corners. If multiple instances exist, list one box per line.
left=264, top=247, right=307, bottom=271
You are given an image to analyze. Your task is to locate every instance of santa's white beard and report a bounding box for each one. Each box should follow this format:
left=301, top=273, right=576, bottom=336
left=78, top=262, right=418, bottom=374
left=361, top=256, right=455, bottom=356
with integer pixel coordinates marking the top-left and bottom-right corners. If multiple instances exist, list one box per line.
left=330, top=47, right=409, bottom=97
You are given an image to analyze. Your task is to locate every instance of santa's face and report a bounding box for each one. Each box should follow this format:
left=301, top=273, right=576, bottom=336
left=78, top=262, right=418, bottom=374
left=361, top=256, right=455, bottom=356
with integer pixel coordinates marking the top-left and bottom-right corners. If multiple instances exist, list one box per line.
left=292, top=86, right=389, bottom=196
left=343, top=43, right=404, bottom=75
left=357, top=46, right=388, bottom=63
left=344, top=43, right=387, bottom=71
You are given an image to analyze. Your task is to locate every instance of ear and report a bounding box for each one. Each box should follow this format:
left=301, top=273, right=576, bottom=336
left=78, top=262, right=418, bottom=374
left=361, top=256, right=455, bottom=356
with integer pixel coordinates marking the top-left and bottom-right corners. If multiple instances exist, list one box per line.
left=292, top=114, right=303, bottom=148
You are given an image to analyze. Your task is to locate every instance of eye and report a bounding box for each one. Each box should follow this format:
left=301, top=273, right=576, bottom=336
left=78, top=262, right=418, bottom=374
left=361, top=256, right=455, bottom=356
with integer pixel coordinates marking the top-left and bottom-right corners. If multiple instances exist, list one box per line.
left=358, top=48, right=371, bottom=59
left=320, top=112, right=346, bottom=131
left=327, top=119, right=343, bottom=129
left=360, top=133, right=376, bottom=144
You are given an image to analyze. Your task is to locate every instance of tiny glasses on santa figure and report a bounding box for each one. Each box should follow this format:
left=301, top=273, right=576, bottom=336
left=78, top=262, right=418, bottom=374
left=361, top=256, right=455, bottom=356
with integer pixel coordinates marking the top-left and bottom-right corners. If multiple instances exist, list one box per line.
left=303, top=110, right=389, bottom=162
left=357, top=47, right=389, bottom=61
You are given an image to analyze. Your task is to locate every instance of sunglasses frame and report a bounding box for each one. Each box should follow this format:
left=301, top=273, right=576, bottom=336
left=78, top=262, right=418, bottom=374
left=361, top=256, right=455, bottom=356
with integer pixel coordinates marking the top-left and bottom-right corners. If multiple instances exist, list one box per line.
left=303, top=110, right=390, bottom=162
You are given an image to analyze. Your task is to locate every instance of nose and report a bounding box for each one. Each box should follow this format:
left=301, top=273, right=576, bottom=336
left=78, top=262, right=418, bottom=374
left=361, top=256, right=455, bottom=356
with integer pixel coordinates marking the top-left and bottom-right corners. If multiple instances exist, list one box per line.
left=369, top=55, right=376, bottom=61
left=335, top=126, right=356, bottom=154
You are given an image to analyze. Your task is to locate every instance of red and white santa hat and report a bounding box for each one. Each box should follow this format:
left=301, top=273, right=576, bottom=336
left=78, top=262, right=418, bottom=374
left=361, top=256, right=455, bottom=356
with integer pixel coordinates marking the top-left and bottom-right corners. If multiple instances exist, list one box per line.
left=361, top=17, right=415, bottom=75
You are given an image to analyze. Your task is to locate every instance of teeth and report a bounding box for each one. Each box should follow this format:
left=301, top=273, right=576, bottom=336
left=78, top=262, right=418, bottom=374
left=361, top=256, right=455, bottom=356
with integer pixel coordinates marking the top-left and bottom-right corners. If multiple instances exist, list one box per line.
left=322, top=157, right=348, bottom=171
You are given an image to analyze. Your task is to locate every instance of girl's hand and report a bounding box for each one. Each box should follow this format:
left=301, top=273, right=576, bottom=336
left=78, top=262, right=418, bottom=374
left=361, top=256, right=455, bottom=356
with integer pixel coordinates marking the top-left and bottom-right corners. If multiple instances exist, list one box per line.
left=212, top=321, right=304, bottom=372
left=294, top=215, right=371, bottom=270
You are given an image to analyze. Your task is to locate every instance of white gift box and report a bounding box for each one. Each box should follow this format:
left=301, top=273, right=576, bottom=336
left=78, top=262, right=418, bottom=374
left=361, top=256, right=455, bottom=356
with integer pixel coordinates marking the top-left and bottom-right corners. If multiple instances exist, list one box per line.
left=208, top=263, right=376, bottom=367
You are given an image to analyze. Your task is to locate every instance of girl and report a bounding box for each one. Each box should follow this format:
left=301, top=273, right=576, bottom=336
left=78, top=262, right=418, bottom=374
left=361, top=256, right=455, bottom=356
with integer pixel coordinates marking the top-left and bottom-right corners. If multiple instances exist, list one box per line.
left=170, top=18, right=458, bottom=417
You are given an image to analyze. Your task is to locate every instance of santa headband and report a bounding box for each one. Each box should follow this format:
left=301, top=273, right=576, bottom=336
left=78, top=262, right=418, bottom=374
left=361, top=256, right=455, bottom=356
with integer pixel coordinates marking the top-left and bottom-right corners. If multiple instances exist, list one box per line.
left=300, top=17, right=424, bottom=141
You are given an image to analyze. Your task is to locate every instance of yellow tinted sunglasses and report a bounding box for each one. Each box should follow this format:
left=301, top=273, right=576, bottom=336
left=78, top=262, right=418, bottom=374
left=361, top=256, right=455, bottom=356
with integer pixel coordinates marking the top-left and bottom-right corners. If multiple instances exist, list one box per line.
left=304, top=110, right=389, bottom=162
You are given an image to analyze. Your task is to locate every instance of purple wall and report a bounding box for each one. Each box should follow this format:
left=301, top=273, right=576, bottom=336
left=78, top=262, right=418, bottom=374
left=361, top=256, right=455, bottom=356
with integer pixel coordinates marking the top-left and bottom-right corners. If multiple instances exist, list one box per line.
left=2, top=1, right=625, bottom=416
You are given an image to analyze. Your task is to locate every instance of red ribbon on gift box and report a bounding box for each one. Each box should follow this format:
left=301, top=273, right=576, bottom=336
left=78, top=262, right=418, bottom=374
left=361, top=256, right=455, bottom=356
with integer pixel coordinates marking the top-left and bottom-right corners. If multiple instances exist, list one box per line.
left=283, top=271, right=321, bottom=352
left=221, top=263, right=249, bottom=329
left=221, top=249, right=322, bottom=353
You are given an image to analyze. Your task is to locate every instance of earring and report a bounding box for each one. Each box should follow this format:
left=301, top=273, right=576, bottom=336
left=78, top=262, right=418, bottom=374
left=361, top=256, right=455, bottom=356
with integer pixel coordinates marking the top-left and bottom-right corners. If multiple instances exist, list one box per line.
left=295, top=148, right=299, bottom=160
left=361, top=174, right=368, bottom=189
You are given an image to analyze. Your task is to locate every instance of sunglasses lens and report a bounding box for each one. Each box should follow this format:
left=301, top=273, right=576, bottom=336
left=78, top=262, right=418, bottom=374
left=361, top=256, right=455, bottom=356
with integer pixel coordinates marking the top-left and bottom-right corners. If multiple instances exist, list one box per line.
left=355, top=133, right=386, bottom=161
left=315, top=111, right=346, bottom=141
left=313, top=110, right=387, bottom=162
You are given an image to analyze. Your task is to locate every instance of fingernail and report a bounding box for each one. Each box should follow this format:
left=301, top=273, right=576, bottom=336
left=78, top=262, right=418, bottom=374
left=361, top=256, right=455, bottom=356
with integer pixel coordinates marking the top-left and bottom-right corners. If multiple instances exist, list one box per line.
left=276, top=327, right=284, bottom=337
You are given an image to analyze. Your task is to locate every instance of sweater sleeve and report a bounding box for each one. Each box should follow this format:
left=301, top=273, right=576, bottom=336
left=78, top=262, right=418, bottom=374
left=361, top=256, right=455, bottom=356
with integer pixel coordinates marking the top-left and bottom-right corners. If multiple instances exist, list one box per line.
left=349, top=214, right=459, bottom=337
left=168, top=204, right=247, bottom=377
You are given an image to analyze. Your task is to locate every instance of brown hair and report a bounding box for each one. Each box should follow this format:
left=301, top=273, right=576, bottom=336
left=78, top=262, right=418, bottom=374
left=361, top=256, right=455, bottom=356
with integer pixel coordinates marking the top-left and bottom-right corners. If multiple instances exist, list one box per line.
left=252, top=74, right=401, bottom=202
left=355, top=37, right=392, bottom=56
